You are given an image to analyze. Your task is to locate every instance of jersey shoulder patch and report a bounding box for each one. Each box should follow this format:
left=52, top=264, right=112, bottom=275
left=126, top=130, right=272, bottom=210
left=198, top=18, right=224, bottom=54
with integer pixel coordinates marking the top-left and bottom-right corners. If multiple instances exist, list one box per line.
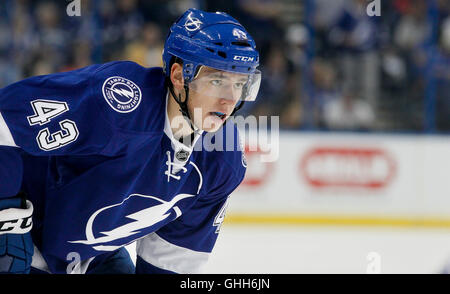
left=91, top=62, right=166, bottom=133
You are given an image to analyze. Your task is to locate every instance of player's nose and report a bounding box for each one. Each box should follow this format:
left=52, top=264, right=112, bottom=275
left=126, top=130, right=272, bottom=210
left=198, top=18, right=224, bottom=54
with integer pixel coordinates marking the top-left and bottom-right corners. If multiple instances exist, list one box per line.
left=218, top=96, right=237, bottom=107
left=219, top=87, right=239, bottom=103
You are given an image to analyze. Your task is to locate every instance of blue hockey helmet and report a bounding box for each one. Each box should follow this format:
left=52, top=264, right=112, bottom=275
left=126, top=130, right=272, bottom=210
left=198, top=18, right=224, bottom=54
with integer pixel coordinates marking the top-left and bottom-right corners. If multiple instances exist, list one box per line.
left=163, top=8, right=260, bottom=91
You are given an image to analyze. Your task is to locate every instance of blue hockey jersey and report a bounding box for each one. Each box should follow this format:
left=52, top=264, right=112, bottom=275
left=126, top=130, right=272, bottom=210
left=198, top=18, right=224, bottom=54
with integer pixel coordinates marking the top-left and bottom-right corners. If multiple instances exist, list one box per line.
left=0, top=61, right=246, bottom=274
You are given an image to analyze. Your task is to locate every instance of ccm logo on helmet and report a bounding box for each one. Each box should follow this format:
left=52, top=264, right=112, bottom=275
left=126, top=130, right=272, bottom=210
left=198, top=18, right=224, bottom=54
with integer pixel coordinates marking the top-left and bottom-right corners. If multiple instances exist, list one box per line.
left=233, top=56, right=255, bottom=62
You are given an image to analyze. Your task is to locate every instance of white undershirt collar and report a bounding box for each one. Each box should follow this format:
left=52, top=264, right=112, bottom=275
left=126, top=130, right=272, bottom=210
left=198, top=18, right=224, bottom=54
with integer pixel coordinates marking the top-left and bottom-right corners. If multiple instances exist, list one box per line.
left=163, top=93, right=203, bottom=169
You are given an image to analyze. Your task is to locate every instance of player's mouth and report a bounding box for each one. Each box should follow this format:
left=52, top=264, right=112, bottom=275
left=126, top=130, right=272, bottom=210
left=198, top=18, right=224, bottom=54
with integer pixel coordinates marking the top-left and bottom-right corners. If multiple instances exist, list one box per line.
left=210, top=111, right=227, bottom=121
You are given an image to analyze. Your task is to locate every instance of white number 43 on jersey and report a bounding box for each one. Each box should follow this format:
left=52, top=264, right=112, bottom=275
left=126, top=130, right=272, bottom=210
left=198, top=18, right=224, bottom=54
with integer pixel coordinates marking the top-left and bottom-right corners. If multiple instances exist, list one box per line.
left=27, top=99, right=79, bottom=151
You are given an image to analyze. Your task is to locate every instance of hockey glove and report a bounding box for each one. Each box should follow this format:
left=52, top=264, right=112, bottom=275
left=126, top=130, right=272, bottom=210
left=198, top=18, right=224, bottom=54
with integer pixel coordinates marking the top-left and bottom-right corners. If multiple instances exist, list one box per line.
left=0, top=192, right=34, bottom=274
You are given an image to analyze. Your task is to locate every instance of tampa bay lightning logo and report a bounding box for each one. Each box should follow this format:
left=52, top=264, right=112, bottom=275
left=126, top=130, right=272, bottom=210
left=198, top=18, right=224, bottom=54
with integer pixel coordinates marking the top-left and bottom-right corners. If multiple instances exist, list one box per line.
left=102, top=76, right=142, bottom=113
left=184, top=12, right=203, bottom=32
left=69, top=193, right=196, bottom=251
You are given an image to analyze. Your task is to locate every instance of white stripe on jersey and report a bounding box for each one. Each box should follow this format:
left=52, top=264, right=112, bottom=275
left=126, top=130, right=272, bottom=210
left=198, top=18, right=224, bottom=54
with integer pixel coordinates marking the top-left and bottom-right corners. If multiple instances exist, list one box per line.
left=136, top=232, right=210, bottom=274
left=31, top=245, right=52, bottom=273
left=0, top=111, right=17, bottom=147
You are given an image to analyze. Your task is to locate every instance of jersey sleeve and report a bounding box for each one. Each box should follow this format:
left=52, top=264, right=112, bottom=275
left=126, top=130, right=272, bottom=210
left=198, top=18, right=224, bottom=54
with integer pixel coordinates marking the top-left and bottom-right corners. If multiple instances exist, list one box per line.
left=0, top=61, right=160, bottom=157
left=0, top=61, right=163, bottom=197
left=135, top=155, right=246, bottom=274
left=0, top=65, right=102, bottom=197
left=0, top=146, right=23, bottom=197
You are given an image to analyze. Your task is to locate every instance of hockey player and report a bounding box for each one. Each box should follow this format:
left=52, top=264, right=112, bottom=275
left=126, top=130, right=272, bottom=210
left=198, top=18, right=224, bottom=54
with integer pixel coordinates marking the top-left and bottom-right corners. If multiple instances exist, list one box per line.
left=0, top=8, right=260, bottom=274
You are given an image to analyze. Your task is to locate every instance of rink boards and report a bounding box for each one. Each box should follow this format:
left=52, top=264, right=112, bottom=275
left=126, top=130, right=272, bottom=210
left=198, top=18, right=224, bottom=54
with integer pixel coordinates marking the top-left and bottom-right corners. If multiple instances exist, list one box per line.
left=226, top=131, right=450, bottom=228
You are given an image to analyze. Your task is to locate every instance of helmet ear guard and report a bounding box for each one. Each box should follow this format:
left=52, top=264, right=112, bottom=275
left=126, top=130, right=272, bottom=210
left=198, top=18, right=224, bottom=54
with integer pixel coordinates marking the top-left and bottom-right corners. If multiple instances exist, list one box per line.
left=182, top=63, right=196, bottom=82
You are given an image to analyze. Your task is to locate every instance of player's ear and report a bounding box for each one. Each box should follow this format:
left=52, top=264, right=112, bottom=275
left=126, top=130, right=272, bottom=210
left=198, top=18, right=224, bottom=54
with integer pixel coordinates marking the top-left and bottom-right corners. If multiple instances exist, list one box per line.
left=170, top=63, right=184, bottom=91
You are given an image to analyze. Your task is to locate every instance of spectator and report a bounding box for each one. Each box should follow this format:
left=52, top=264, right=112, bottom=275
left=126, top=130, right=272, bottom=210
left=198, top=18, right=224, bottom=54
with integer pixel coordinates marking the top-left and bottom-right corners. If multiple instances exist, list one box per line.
left=121, top=22, right=164, bottom=68
left=242, top=44, right=294, bottom=119
left=0, top=0, right=448, bottom=132
left=394, top=0, right=432, bottom=50
left=34, top=1, right=68, bottom=68
left=434, top=17, right=450, bottom=131
left=327, top=0, right=380, bottom=107
left=310, top=58, right=340, bottom=127
left=100, top=0, right=145, bottom=61
left=285, top=23, right=309, bottom=69
left=322, top=89, right=375, bottom=130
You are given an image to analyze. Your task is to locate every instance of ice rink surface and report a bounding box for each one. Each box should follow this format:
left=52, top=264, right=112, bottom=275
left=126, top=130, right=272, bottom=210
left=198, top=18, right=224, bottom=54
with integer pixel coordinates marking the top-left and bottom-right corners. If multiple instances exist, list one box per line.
left=201, top=224, right=450, bottom=274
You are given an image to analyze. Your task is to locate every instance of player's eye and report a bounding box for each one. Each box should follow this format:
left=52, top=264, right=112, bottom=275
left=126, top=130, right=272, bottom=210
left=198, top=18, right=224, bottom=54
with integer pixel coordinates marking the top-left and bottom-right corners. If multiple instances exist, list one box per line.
left=233, top=82, right=245, bottom=89
left=210, top=79, right=223, bottom=86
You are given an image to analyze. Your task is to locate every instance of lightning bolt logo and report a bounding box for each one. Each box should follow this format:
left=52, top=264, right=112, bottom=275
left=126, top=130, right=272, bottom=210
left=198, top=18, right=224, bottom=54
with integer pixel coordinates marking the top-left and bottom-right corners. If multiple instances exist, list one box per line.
left=102, top=76, right=142, bottom=113
left=110, top=87, right=134, bottom=100
left=184, top=12, right=203, bottom=32
left=68, top=193, right=195, bottom=251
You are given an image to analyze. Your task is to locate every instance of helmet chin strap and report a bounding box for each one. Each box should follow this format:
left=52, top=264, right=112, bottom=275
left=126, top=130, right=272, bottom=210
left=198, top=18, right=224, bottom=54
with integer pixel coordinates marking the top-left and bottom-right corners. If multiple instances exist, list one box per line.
left=167, top=78, right=201, bottom=134
left=229, top=100, right=245, bottom=117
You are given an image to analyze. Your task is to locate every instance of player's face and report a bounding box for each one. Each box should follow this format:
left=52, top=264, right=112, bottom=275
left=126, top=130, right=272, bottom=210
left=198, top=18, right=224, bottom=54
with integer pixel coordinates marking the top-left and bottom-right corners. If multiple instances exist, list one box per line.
left=187, top=67, right=246, bottom=132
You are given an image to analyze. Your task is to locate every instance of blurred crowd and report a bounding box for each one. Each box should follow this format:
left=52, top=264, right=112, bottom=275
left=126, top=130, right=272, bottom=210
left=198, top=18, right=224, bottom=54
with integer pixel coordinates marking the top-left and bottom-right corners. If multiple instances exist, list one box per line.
left=0, top=0, right=449, bottom=132
left=306, top=0, right=450, bottom=132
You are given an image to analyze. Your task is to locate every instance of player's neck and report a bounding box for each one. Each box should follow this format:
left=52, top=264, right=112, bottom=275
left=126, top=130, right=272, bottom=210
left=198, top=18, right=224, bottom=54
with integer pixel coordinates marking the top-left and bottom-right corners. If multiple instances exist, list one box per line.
left=167, top=91, right=194, bottom=141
